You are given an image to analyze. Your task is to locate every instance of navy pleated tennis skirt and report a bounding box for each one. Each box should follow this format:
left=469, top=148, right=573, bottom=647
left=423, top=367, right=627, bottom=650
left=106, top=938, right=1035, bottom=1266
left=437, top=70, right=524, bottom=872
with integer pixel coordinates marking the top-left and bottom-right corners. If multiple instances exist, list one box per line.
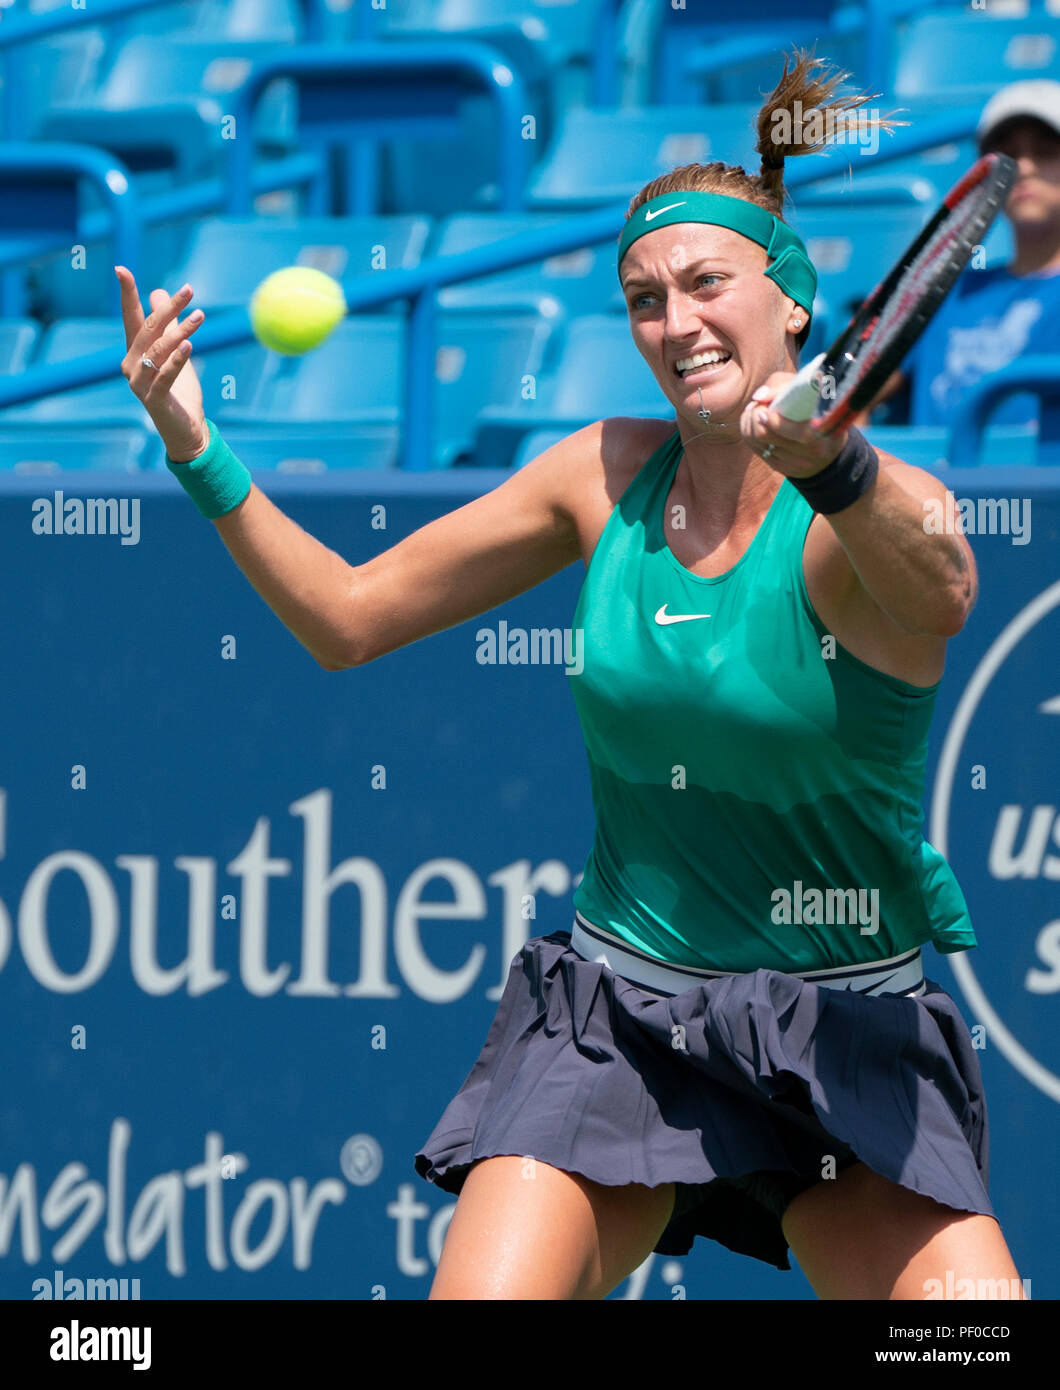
left=413, top=926, right=994, bottom=1271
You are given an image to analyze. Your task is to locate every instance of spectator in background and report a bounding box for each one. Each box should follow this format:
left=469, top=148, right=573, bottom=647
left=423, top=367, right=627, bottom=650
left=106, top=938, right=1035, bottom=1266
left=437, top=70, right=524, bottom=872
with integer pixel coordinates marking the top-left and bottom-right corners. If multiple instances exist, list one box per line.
left=857, top=80, right=1060, bottom=441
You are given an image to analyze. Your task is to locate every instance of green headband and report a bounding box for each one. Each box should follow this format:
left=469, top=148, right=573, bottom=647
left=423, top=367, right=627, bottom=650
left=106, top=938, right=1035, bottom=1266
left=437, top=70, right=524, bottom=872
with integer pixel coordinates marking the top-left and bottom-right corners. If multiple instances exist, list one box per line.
left=617, top=190, right=818, bottom=316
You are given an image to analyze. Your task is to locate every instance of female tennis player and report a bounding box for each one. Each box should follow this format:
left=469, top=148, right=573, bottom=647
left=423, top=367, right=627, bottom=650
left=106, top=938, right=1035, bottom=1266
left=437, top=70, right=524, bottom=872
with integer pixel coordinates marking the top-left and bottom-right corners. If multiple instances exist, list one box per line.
left=117, top=51, right=1025, bottom=1302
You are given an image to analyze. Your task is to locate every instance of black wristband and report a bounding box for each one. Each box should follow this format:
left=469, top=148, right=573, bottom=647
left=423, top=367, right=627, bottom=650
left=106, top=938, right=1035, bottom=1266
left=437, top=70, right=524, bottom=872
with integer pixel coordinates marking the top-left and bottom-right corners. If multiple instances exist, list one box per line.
left=788, top=427, right=879, bottom=515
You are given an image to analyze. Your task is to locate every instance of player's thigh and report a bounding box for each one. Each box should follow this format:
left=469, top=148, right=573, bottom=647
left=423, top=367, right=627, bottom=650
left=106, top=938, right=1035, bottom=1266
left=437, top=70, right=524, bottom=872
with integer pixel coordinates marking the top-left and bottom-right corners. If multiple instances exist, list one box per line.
left=781, top=1160, right=1025, bottom=1300
left=429, top=1155, right=677, bottom=1300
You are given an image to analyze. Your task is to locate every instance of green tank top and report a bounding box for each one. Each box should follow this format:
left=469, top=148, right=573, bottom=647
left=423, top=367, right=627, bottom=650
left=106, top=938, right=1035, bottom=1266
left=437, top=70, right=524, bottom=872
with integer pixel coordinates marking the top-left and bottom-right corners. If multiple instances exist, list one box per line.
left=567, top=427, right=976, bottom=972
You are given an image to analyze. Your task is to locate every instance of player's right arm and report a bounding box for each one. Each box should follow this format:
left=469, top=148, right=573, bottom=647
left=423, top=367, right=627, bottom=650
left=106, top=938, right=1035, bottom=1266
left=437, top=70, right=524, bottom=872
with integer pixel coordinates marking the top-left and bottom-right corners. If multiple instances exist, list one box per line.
left=211, top=432, right=589, bottom=669
left=117, top=268, right=593, bottom=671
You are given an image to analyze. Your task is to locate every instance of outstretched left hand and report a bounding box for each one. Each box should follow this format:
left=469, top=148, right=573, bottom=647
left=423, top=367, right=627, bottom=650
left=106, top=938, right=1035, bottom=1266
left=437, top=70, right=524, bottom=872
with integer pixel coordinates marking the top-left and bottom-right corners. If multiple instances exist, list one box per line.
left=740, top=373, right=850, bottom=479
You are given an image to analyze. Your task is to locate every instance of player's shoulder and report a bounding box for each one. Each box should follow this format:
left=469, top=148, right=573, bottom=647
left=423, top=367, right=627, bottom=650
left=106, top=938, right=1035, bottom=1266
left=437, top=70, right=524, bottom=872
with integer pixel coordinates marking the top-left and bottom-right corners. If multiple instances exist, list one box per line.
left=513, top=415, right=677, bottom=520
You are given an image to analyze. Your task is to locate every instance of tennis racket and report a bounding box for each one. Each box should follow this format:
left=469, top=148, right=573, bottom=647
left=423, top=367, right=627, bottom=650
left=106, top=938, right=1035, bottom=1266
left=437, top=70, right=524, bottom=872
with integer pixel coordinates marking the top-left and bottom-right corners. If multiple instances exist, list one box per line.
left=772, top=151, right=1018, bottom=431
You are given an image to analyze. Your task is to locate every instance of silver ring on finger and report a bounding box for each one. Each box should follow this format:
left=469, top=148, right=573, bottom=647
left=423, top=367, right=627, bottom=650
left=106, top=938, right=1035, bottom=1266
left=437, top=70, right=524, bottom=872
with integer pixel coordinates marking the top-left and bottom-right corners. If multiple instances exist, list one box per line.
left=762, top=443, right=776, bottom=460
left=141, top=355, right=158, bottom=371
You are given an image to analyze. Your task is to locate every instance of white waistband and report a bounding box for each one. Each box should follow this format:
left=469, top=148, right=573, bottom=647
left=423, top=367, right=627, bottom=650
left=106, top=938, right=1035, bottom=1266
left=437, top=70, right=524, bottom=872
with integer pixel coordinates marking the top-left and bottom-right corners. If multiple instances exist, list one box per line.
left=569, top=914, right=926, bottom=998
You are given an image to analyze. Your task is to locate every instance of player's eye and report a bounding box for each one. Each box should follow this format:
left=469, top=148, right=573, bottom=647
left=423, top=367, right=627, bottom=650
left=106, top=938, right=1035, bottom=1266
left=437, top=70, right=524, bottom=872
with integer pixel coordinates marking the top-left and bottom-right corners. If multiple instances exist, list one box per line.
left=630, top=275, right=723, bottom=310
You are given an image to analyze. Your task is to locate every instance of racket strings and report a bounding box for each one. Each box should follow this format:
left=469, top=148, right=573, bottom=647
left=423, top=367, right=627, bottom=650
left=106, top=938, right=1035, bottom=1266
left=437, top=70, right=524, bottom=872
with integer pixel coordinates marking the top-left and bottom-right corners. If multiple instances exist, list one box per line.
left=846, top=192, right=987, bottom=387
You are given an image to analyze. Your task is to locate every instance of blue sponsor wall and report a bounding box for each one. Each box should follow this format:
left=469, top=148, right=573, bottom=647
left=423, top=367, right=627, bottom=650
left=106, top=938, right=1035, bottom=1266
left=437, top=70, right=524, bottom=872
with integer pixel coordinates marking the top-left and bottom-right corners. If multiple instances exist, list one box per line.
left=0, top=463, right=1056, bottom=1301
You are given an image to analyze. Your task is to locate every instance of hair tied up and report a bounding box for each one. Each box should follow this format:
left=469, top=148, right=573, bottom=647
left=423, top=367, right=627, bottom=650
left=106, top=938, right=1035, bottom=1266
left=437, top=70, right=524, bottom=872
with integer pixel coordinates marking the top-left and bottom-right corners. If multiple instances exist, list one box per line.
left=755, top=47, right=907, bottom=207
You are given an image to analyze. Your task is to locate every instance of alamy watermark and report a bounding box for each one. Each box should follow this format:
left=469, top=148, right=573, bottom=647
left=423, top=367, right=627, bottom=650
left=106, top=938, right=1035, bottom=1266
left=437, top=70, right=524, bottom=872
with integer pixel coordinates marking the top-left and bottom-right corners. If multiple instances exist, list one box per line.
left=31, top=491, right=140, bottom=546
left=923, top=495, right=1031, bottom=546
left=771, top=880, right=879, bottom=935
left=33, top=1269, right=141, bottom=1300
left=475, top=620, right=583, bottom=674
left=771, top=101, right=883, bottom=157
left=922, top=1272, right=1030, bottom=1300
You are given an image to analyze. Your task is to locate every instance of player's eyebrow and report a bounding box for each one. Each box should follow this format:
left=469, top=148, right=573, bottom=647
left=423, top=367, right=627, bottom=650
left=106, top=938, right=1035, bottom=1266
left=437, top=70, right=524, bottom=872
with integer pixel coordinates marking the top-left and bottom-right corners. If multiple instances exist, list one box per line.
left=621, top=258, right=739, bottom=291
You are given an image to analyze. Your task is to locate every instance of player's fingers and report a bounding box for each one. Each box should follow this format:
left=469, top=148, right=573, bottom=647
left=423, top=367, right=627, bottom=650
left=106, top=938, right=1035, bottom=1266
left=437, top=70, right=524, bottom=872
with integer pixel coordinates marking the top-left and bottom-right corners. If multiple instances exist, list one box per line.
left=140, top=311, right=204, bottom=399
left=142, top=300, right=204, bottom=364
left=743, top=392, right=820, bottom=450
left=123, top=282, right=194, bottom=373
left=115, top=266, right=147, bottom=360
left=142, top=336, right=194, bottom=404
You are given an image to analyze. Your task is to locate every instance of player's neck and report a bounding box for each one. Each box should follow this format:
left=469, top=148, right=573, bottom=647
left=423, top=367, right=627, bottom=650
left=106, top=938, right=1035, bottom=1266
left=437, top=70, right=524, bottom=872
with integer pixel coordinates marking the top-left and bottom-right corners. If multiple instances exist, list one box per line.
left=675, top=436, right=782, bottom=528
left=1010, top=232, right=1060, bottom=277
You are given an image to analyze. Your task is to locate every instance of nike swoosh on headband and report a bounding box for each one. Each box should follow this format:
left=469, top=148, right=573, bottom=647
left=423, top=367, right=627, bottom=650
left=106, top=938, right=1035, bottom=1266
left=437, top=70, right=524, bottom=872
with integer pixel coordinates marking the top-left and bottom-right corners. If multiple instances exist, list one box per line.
left=644, top=202, right=687, bottom=222
left=655, top=605, right=710, bottom=625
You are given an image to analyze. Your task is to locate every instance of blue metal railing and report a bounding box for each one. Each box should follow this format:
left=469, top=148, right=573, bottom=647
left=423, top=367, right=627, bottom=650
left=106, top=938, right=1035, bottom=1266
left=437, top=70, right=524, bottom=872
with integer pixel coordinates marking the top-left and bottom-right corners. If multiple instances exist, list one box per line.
left=948, top=358, right=1060, bottom=467
left=0, top=145, right=141, bottom=318
left=225, top=42, right=531, bottom=217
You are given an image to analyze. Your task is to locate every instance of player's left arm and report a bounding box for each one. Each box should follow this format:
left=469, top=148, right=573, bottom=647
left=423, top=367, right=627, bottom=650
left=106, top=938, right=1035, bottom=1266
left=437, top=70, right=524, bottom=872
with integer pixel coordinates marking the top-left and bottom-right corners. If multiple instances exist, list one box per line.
left=746, top=381, right=977, bottom=639
left=807, top=448, right=977, bottom=638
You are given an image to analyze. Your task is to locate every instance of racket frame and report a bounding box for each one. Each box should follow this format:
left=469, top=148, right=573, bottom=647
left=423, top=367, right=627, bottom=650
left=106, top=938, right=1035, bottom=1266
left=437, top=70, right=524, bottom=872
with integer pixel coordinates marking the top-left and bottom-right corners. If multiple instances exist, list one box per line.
left=773, top=152, right=1018, bottom=434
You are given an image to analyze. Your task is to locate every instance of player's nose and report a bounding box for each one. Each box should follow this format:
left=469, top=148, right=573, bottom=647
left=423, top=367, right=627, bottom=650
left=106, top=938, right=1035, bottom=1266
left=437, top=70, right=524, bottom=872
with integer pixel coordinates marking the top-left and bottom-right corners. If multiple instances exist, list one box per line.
left=663, top=290, right=707, bottom=342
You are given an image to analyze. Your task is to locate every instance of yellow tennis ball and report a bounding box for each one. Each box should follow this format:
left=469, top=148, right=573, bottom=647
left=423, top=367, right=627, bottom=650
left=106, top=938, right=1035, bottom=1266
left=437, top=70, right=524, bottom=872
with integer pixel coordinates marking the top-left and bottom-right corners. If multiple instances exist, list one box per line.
left=249, top=266, right=346, bottom=355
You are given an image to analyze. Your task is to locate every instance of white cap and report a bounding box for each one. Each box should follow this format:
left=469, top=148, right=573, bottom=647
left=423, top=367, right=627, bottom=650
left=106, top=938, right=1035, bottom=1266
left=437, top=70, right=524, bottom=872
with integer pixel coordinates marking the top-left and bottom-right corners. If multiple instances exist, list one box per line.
left=977, top=79, right=1060, bottom=148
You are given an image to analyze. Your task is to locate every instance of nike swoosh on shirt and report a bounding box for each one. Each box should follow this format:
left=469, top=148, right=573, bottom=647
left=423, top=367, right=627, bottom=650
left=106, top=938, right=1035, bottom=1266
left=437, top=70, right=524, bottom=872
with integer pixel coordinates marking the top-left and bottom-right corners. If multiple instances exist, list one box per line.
left=644, top=202, right=687, bottom=221
left=654, top=605, right=710, bottom=625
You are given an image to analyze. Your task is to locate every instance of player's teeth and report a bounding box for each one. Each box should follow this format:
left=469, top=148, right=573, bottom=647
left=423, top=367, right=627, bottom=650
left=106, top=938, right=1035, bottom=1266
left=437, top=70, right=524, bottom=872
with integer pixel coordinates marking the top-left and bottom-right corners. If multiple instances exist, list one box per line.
left=677, top=352, right=730, bottom=374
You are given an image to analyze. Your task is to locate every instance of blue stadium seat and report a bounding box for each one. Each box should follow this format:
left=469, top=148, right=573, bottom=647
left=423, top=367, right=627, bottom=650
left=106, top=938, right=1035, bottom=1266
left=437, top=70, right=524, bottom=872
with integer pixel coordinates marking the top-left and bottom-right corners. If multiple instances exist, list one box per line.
left=472, top=313, right=674, bottom=467
left=528, top=105, right=762, bottom=209
left=217, top=312, right=558, bottom=468
left=802, top=125, right=983, bottom=209
left=0, top=318, right=138, bottom=424
left=38, top=35, right=297, bottom=177
left=0, top=320, right=42, bottom=374
left=380, top=0, right=605, bottom=71
left=0, top=28, right=107, bottom=143
left=30, top=32, right=300, bottom=317
left=510, top=427, right=571, bottom=470
left=215, top=316, right=405, bottom=424
left=30, top=0, right=297, bottom=44
left=649, top=0, right=858, bottom=106
left=78, top=0, right=205, bottom=39
left=431, top=213, right=617, bottom=319
left=165, top=216, right=433, bottom=311
left=0, top=424, right=159, bottom=472
left=359, top=1, right=607, bottom=216
left=433, top=312, right=557, bottom=464
left=382, top=96, right=524, bottom=218
left=184, top=0, right=301, bottom=40
left=214, top=423, right=400, bottom=470
left=379, top=0, right=608, bottom=156
left=863, top=424, right=1042, bottom=470
left=787, top=203, right=933, bottom=340
left=894, top=12, right=1060, bottom=106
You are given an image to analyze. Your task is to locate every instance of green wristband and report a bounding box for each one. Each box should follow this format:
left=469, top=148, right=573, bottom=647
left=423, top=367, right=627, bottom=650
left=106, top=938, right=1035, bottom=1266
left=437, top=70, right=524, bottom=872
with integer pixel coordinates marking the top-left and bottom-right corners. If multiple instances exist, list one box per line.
left=165, top=419, right=252, bottom=520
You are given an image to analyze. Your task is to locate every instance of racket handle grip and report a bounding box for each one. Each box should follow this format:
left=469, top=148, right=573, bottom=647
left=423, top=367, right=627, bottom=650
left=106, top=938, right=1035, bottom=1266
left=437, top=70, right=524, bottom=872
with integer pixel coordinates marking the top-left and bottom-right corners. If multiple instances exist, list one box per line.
left=771, top=353, right=827, bottom=422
